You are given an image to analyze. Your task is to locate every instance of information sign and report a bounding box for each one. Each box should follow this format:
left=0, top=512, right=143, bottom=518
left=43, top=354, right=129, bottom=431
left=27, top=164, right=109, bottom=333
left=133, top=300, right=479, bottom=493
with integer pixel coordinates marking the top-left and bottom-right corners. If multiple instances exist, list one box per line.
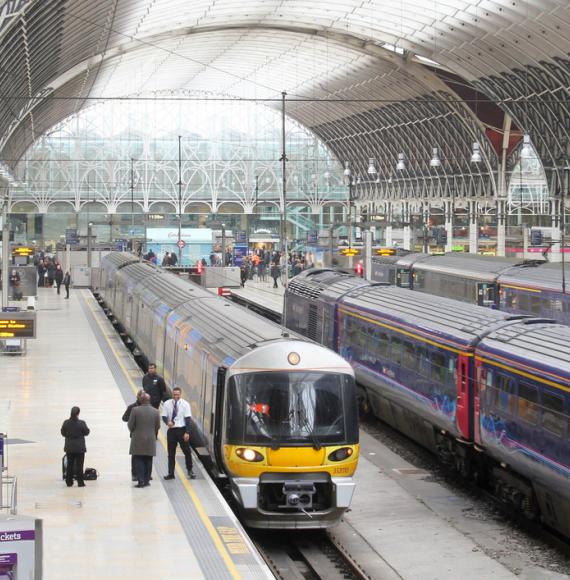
left=339, top=248, right=360, bottom=257
left=176, top=239, right=186, bottom=249
left=307, top=231, right=318, bottom=244
left=236, top=231, right=247, bottom=243
left=65, top=229, right=78, bottom=245
left=0, top=312, right=36, bottom=339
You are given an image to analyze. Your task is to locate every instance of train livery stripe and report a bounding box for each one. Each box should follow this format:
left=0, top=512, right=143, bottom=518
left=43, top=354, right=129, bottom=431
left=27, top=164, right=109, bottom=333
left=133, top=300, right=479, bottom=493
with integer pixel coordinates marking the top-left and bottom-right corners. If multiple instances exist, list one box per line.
left=84, top=293, right=243, bottom=580
left=339, top=306, right=472, bottom=355
left=500, top=284, right=542, bottom=293
left=475, top=355, right=570, bottom=394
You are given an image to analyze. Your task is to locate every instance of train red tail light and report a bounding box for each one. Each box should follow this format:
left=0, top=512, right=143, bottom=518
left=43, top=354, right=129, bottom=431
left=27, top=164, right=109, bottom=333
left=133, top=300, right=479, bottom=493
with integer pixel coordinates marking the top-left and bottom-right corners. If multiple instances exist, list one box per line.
left=355, top=262, right=364, bottom=277
left=197, top=262, right=203, bottom=274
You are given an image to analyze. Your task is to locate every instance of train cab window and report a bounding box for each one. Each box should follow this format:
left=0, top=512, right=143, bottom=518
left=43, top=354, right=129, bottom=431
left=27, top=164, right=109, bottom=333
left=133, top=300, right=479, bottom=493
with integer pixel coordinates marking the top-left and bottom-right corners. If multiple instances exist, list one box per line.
left=226, top=372, right=358, bottom=446
left=518, top=294, right=530, bottom=313
left=506, top=292, right=518, bottom=310
left=391, top=337, right=402, bottom=366
left=496, top=374, right=515, bottom=415
left=517, top=382, right=539, bottom=425
left=542, top=391, right=566, bottom=437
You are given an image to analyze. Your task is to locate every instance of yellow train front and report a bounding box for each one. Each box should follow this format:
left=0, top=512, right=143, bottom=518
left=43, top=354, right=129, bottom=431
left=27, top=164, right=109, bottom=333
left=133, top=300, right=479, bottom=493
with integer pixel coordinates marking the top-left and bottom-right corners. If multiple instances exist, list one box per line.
left=221, top=341, right=359, bottom=529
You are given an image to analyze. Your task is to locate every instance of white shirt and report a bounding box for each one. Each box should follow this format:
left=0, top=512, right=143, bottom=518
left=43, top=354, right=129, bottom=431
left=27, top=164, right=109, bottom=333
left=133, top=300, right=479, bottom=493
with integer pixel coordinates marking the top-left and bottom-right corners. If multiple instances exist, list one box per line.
left=162, top=398, right=192, bottom=429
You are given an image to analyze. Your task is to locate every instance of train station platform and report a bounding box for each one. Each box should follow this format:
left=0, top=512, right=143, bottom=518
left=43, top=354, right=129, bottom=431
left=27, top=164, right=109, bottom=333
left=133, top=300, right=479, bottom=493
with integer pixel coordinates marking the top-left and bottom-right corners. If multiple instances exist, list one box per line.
left=229, top=280, right=284, bottom=321
left=1, top=287, right=272, bottom=579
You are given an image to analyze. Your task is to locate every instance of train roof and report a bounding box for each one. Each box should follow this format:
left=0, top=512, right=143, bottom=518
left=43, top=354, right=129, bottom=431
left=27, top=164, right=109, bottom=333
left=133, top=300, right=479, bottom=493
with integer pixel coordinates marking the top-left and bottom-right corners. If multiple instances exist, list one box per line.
left=478, top=322, right=570, bottom=381
left=288, top=269, right=370, bottom=302
left=497, top=261, right=566, bottom=292
left=101, top=252, right=139, bottom=271
left=340, top=285, right=515, bottom=346
left=410, top=253, right=522, bottom=281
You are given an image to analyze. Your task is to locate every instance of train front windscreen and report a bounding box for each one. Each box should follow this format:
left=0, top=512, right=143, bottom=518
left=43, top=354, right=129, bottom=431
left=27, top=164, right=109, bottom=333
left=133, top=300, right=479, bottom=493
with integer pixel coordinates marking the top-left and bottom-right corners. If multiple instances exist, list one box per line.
left=226, top=372, right=358, bottom=447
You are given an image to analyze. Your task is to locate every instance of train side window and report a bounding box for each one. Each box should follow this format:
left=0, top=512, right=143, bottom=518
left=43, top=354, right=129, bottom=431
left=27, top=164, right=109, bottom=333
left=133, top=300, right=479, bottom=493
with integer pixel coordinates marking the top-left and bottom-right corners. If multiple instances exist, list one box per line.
left=402, top=341, right=416, bottom=371
left=431, top=351, right=446, bottom=383
left=542, top=391, right=566, bottom=437
left=391, top=336, right=402, bottom=366
left=518, top=382, right=539, bottom=425
left=376, top=331, right=389, bottom=357
left=518, top=294, right=530, bottom=312
left=530, top=295, right=541, bottom=314
left=447, top=356, right=457, bottom=387
left=497, top=374, right=515, bottom=415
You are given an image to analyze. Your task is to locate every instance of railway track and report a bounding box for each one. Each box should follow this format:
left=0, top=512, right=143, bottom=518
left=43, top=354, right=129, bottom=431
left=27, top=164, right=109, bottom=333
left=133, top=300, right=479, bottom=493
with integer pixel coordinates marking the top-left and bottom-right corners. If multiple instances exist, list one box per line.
left=252, top=530, right=370, bottom=580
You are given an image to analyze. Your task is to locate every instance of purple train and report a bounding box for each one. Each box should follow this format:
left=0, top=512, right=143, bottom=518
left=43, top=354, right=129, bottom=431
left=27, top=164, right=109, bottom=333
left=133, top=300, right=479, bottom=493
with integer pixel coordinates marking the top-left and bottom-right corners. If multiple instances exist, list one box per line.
left=285, top=269, right=570, bottom=538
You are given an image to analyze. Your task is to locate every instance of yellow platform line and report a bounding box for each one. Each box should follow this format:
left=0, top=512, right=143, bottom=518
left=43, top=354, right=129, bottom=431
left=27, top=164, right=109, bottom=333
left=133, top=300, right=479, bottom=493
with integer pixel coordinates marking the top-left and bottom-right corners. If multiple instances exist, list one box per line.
left=83, top=291, right=242, bottom=580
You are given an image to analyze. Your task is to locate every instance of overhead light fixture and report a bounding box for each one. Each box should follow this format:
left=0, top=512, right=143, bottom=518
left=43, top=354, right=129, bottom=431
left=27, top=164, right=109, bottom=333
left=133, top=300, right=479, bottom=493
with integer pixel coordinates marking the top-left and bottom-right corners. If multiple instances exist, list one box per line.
left=323, top=170, right=331, bottom=180
left=367, top=158, right=377, bottom=175
left=396, top=153, right=406, bottom=171
left=343, top=161, right=351, bottom=177
left=430, top=147, right=441, bottom=168
left=521, top=134, right=533, bottom=159
left=470, top=142, right=482, bottom=164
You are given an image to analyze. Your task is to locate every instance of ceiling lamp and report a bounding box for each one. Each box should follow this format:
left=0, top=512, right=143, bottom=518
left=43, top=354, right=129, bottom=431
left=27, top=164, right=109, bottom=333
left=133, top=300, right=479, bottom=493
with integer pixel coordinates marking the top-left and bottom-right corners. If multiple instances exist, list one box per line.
left=396, top=153, right=406, bottom=171
left=521, top=134, right=533, bottom=159
left=430, top=148, right=441, bottom=168
left=343, top=161, right=351, bottom=178
left=367, top=158, right=377, bottom=175
left=470, top=142, right=482, bottom=164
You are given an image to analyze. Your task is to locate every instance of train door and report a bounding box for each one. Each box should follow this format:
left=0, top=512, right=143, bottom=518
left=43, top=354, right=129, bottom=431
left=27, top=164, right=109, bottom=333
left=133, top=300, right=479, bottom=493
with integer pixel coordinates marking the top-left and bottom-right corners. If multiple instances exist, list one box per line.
left=473, top=359, right=485, bottom=445
left=165, top=326, right=180, bottom=387
left=212, top=367, right=227, bottom=475
left=455, top=354, right=471, bottom=440
left=198, top=351, right=210, bottom=437
left=396, top=267, right=411, bottom=288
left=477, top=283, right=497, bottom=307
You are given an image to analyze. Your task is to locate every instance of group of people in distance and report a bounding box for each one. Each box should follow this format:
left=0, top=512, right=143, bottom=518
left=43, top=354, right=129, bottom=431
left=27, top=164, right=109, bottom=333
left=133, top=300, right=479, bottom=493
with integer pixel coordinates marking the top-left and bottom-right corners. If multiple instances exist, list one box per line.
left=61, top=363, right=195, bottom=488
left=36, top=254, right=71, bottom=298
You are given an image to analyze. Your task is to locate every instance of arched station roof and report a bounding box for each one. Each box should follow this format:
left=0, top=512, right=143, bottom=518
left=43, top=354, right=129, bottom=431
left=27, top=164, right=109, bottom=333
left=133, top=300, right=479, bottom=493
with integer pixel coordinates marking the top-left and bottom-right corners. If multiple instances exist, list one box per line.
left=0, top=0, right=569, bottom=201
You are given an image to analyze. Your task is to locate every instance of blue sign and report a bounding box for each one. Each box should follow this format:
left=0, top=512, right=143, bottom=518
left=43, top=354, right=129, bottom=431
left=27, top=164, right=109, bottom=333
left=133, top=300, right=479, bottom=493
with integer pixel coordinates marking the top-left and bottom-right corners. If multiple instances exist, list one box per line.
left=115, top=239, right=128, bottom=251
left=236, top=231, right=247, bottom=243
left=234, top=243, right=248, bottom=266
left=307, top=231, right=318, bottom=244
left=65, top=229, right=78, bottom=245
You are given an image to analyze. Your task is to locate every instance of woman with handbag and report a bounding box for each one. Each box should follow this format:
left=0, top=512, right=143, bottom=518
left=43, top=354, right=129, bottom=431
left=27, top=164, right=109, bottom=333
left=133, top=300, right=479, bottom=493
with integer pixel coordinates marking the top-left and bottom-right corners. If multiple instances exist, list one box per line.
left=61, top=406, right=90, bottom=487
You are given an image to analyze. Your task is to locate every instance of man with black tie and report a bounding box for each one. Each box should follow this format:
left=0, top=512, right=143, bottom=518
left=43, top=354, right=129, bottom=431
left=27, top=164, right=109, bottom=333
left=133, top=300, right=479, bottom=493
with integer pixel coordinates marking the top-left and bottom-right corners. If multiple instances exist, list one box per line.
left=162, top=387, right=196, bottom=480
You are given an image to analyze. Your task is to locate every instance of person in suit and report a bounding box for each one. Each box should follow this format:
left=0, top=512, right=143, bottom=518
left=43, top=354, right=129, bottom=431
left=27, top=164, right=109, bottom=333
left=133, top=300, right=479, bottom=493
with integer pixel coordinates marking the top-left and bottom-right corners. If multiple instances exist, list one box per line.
left=142, top=363, right=167, bottom=409
left=128, top=392, right=160, bottom=488
left=61, top=406, right=90, bottom=487
left=122, top=390, right=145, bottom=481
left=55, top=264, right=64, bottom=295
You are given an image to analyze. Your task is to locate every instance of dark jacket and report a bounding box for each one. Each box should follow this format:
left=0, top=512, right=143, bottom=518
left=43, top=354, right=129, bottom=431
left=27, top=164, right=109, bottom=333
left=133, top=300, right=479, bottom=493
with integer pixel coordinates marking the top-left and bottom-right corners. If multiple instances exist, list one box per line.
left=47, top=263, right=56, bottom=280
left=63, top=273, right=71, bottom=287
left=55, top=269, right=64, bottom=284
left=128, top=403, right=160, bottom=456
left=61, top=418, right=90, bottom=454
left=142, top=373, right=167, bottom=406
left=122, top=401, right=140, bottom=422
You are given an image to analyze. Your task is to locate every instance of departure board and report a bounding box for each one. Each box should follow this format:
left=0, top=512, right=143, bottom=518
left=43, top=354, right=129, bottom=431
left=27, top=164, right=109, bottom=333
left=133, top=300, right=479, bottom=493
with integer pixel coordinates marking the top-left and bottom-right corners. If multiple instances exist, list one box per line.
left=0, top=312, right=36, bottom=339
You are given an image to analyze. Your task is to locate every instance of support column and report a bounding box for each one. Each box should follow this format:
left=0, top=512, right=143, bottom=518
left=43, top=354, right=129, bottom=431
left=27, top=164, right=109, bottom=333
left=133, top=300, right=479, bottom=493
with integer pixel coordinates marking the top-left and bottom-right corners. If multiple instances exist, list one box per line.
left=550, top=199, right=562, bottom=263
left=364, top=230, right=373, bottom=281
left=496, top=199, right=506, bottom=257
left=469, top=201, right=478, bottom=254
left=1, top=207, right=9, bottom=308
left=385, top=225, right=393, bottom=247
left=445, top=200, right=453, bottom=253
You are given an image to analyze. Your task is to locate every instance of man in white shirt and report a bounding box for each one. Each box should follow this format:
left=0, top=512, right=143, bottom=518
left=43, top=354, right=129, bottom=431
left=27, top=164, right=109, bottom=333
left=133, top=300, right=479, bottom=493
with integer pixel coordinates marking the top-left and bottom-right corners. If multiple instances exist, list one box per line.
left=162, top=387, right=196, bottom=480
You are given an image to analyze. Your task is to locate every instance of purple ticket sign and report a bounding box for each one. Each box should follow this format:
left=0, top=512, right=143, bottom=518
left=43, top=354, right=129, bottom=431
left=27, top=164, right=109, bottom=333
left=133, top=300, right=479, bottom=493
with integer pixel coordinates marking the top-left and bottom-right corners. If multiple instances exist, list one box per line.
left=0, top=554, right=16, bottom=565
left=0, top=531, right=34, bottom=542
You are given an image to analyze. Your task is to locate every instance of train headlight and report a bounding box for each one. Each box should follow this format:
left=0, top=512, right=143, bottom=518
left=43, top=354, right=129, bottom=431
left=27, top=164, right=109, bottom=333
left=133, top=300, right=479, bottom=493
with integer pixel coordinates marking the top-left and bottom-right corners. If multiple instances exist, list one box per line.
left=236, top=448, right=264, bottom=462
left=327, top=447, right=354, bottom=462
left=287, top=352, right=300, bottom=365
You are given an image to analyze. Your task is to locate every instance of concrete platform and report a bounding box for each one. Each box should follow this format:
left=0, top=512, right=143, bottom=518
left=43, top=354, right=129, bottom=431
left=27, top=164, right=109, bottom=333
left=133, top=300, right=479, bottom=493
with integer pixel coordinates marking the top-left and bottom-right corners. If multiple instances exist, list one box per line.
left=229, top=280, right=284, bottom=317
left=1, top=286, right=272, bottom=579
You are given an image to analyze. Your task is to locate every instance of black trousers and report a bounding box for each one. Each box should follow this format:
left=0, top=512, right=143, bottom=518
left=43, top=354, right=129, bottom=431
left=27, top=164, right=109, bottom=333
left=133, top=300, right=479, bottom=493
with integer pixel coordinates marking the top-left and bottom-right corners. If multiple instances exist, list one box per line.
left=64, top=284, right=70, bottom=298
left=133, top=455, right=153, bottom=485
left=56, top=282, right=62, bottom=295
left=66, top=453, right=85, bottom=486
left=167, top=427, right=193, bottom=476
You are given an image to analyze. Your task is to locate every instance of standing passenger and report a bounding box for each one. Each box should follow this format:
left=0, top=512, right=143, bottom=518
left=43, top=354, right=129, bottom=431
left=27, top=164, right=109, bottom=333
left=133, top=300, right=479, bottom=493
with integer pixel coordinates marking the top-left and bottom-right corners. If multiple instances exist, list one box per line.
left=55, top=265, right=64, bottom=295
left=61, top=406, right=90, bottom=487
left=270, top=263, right=280, bottom=289
left=161, top=252, right=171, bottom=267
left=162, top=387, right=196, bottom=480
left=63, top=271, right=71, bottom=299
left=142, top=363, right=167, bottom=409
left=122, top=390, right=145, bottom=481
left=128, top=393, right=160, bottom=488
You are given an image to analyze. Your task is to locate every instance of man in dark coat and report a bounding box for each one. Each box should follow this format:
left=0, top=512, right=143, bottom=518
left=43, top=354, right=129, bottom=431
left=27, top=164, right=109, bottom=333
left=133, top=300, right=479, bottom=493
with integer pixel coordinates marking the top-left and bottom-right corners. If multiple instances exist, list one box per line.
left=128, top=393, right=160, bottom=488
left=142, top=363, right=167, bottom=409
left=47, top=261, right=56, bottom=288
left=270, top=263, right=280, bottom=289
left=61, top=406, right=90, bottom=487
left=63, top=271, right=71, bottom=299
left=122, top=390, right=144, bottom=481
